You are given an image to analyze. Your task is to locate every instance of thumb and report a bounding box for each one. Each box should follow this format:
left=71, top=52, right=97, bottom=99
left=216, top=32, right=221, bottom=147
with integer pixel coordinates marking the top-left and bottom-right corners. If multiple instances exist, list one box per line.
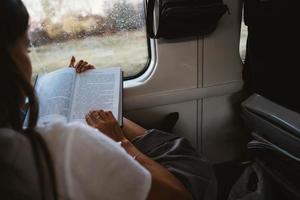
left=86, top=114, right=97, bottom=127
left=69, top=56, right=76, bottom=68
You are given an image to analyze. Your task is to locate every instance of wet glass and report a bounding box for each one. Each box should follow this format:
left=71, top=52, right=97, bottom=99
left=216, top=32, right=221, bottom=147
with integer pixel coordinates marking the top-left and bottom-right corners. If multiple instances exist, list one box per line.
left=23, top=0, right=149, bottom=78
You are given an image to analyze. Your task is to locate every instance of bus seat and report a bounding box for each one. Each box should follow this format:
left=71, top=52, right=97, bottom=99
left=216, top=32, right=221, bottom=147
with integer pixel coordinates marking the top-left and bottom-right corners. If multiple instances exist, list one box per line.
left=239, top=93, right=300, bottom=200
left=241, top=93, right=300, bottom=159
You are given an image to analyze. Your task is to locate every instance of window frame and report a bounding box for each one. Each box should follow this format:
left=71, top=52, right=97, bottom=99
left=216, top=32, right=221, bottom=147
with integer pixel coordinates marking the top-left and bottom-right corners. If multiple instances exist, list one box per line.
left=123, top=35, right=152, bottom=81
left=123, top=0, right=152, bottom=81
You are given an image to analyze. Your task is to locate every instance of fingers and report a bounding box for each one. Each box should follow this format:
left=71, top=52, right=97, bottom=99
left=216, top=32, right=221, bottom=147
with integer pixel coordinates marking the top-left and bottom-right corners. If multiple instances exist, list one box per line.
left=76, top=60, right=95, bottom=73
left=86, top=110, right=105, bottom=127
left=79, top=61, right=88, bottom=72
left=85, top=110, right=123, bottom=142
left=89, top=110, right=102, bottom=120
left=79, top=63, right=95, bottom=73
left=75, top=60, right=84, bottom=72
left=76, top=61, right=95, bottom=73
left=85, top=114, right=96, bottom=127
left=84, top=64, right=95, bottom=71
left=87, top=110, right=114, bottom=121
left=98, top=110, right=115, bottom=120
left=69, top=56, right=95, bottom=73
left=99, top=110, right=107, bottom=119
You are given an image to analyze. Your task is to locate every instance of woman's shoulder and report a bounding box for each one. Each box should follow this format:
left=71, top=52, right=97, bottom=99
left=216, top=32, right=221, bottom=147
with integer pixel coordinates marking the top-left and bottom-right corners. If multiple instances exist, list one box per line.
left=0, top=127, right=39, bottom=169
left=0, top=128, right=41, bottom=199
left=0, top=127, right=23, bottom=140
left=0, top=128, right=29, bottom=159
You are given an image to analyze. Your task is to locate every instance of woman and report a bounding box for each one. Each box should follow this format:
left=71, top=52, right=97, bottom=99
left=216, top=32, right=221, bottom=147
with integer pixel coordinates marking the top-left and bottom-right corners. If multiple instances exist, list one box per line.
left=0, top=0, right=215, bottom=199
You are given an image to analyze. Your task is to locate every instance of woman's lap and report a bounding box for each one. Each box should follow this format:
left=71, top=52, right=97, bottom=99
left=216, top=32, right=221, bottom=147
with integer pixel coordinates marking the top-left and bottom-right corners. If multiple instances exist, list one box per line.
left=132, top=129, right=217, bottom=200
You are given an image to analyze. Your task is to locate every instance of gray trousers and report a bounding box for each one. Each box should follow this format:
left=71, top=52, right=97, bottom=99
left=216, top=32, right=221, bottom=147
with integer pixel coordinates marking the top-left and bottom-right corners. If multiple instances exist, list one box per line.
left=132, top=129, right=217, bottom=200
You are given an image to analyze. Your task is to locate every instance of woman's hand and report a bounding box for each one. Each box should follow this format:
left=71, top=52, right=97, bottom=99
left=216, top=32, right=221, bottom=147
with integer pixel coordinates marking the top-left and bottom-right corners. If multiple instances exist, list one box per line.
left=69, top=56, right=95, bottom=73
left=86, top=110, right=127, bottom=142
left=86, top=110, right=193, bottom=200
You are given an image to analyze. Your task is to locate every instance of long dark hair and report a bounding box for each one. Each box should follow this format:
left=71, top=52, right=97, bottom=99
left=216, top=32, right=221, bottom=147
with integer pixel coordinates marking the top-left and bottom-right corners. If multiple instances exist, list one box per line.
left=0, top=0, right=57, bottom=199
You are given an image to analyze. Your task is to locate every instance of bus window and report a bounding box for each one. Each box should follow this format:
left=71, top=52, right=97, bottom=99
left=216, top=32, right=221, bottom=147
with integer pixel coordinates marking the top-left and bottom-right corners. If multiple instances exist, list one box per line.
left=23, top=0, right=150, bottom=79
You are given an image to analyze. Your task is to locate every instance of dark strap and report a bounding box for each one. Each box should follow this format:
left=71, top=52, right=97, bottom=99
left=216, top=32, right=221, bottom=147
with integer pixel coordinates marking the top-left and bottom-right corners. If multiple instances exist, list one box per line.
left=146, top=0, right=156, bottom=38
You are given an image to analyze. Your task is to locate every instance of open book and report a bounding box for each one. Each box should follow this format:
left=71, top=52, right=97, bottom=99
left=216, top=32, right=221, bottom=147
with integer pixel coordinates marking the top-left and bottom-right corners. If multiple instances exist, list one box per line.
left=30, top=67, right=123, bottom=126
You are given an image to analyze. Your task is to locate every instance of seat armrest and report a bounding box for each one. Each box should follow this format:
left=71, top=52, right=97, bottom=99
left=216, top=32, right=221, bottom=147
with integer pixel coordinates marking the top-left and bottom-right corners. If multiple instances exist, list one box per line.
left=242, top=94, right=300, bottom=137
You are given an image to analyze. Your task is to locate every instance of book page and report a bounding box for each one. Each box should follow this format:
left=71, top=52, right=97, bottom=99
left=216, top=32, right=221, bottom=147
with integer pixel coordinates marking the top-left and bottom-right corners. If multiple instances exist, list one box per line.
left=35, top=68, right=76, bottom=124
left=70, top=68, right=121, bottom=123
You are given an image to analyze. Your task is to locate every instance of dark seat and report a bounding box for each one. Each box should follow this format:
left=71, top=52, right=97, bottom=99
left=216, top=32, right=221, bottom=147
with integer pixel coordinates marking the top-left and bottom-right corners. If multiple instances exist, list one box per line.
left=241, top=94, right=300, bottom=200
left=242, top=93, right=300, bottom=159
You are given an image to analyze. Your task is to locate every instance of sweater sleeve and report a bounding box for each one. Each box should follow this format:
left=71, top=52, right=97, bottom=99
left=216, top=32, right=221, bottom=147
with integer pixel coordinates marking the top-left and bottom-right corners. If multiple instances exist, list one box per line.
left=43, top=122, right=151, bottom=200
